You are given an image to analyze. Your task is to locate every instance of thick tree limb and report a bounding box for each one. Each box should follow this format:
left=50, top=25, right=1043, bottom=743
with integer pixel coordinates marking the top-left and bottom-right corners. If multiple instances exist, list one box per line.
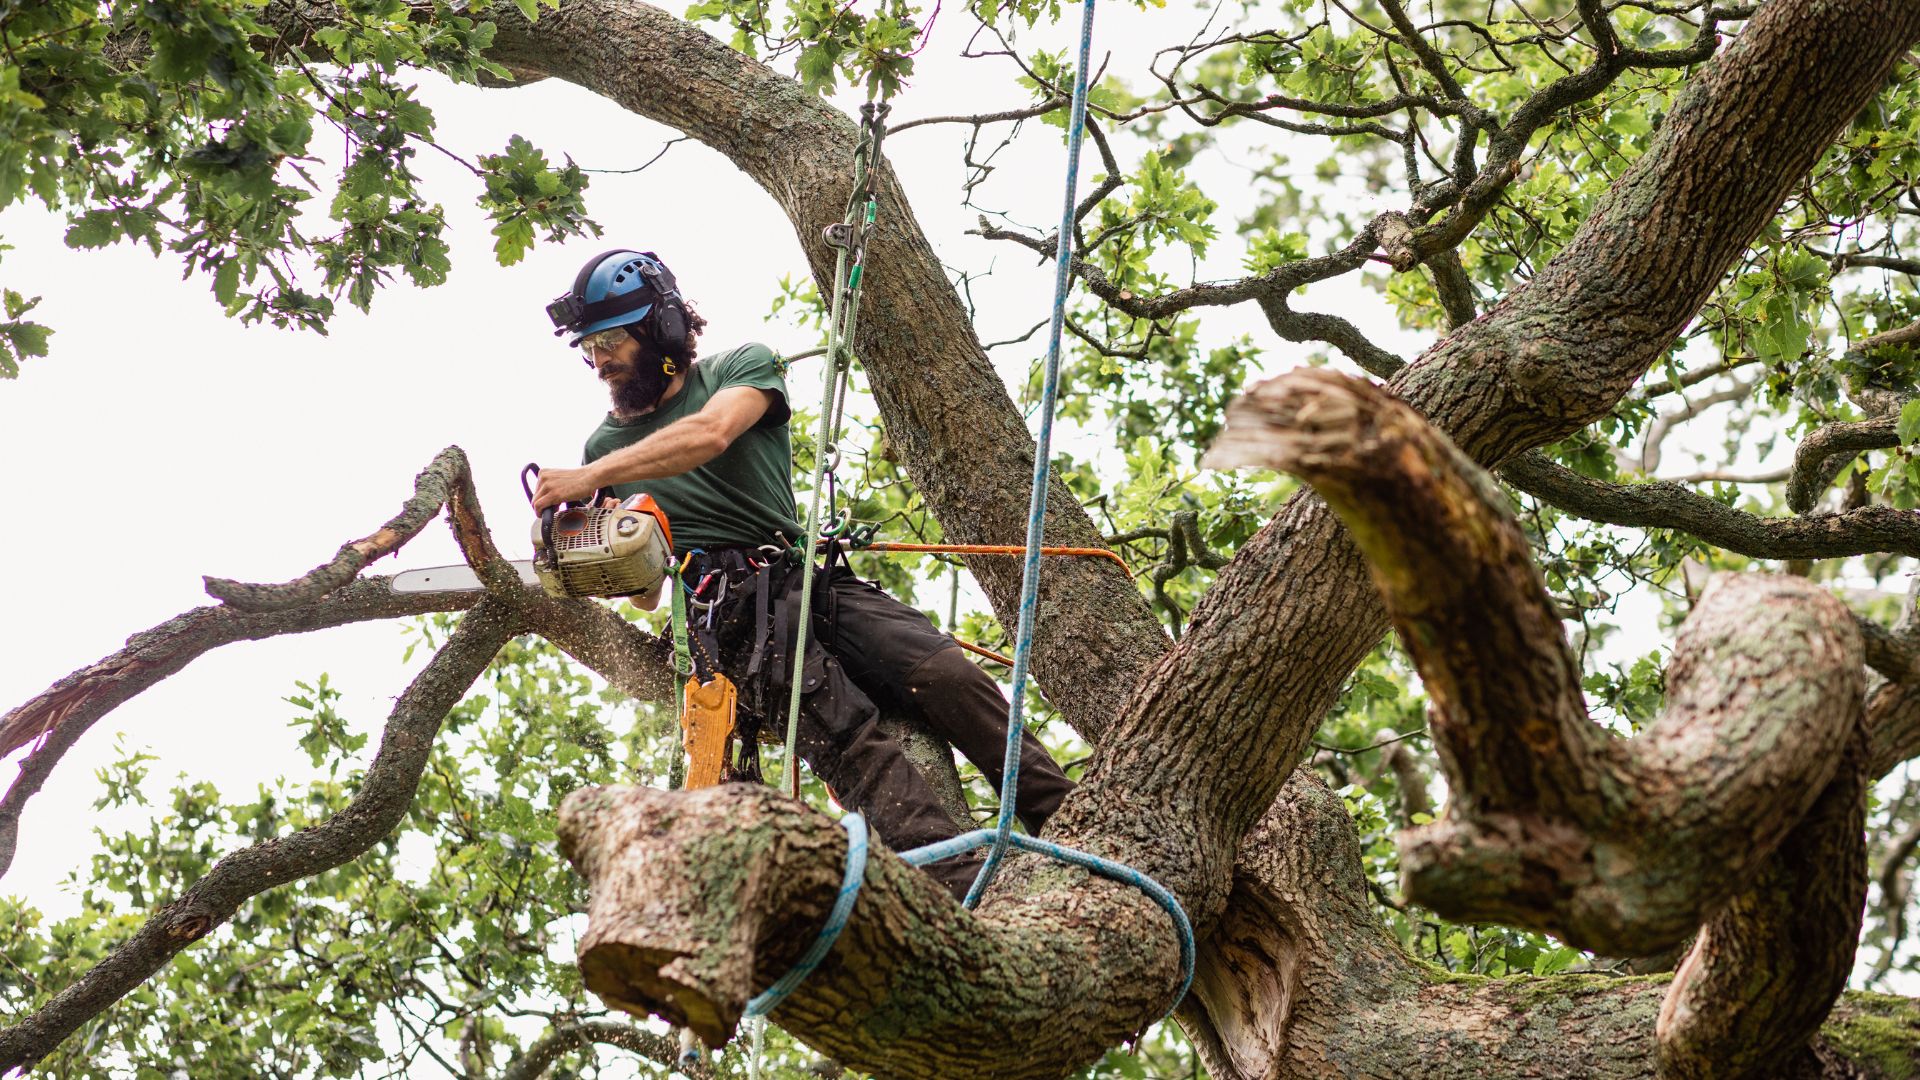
left=554, top=783, right=1183, bottom=1077
left=1179, top=770, right=1908, bottom=1080
left=1500, top=450, right=1920, bottom=560
left=0, top=444, right=570, bottom=881
left=1657, top=727, right=1871, bottom=1080
left=1211, top=371, right=1865, bottom=963
left=0, top=600, right=522, bottom=1073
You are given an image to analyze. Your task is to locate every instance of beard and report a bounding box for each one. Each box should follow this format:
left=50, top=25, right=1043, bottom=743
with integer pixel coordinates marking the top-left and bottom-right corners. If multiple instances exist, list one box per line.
left=610, top=362, right=670, bottom=415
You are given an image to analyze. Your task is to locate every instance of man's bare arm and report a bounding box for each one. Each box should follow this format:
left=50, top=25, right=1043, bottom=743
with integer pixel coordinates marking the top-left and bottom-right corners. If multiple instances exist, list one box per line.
left=531, top=386, right=776, bottom=510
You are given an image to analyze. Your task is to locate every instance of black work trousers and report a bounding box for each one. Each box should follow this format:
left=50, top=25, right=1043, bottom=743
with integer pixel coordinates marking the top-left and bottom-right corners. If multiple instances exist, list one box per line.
left=696, top=555, right=1075, bottom=899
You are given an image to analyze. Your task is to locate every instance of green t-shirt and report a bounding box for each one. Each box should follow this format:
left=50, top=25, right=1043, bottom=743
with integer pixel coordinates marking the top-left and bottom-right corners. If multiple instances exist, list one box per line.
left=583, top=342, right=802, bottom=551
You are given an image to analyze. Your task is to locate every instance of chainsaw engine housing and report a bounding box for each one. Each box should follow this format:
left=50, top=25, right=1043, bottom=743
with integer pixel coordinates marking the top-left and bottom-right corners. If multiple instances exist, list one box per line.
left=531, top=502, right=672, bottom=599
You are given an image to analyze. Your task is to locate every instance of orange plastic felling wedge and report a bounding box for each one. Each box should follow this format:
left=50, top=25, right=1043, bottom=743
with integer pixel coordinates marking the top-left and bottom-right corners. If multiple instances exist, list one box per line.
left=681, top=674, right=738, bottom=790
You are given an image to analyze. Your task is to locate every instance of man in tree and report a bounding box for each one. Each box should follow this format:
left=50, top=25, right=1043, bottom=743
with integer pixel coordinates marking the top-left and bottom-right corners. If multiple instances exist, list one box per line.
left=529, top=248, right=1073, bottom=898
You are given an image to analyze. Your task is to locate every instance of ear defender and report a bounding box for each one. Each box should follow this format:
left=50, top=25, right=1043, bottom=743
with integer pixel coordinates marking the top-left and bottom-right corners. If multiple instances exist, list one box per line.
left=650, top=301, right=691, bottom=368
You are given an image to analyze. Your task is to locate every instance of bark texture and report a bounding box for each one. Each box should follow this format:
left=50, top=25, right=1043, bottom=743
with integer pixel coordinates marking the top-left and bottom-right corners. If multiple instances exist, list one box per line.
left=1208, top=369, right=1875, bottom=1077
left=1182, top=771, right=1908, bottom=1080
left=500, top=1, right=1920, bottom=1075
left=1212, top=371, right=1867, bottom=957
left=556, top=783, right=1179, bottom=1077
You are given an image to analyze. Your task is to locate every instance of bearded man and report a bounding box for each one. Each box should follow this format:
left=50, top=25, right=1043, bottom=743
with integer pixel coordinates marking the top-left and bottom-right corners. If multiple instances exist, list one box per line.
left=530, top=248, right=1073, bottom=898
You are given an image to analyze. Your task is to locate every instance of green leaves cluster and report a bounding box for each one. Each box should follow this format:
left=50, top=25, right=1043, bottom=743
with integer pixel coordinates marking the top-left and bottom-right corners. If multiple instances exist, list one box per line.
left=683, top=0, right=930, bottom=97
left=0, top=0, right=592, bottom=364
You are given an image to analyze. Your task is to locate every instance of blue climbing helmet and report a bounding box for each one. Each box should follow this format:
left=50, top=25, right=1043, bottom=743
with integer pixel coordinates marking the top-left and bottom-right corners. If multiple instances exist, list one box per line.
left=545, top=249, right=691, bottom=357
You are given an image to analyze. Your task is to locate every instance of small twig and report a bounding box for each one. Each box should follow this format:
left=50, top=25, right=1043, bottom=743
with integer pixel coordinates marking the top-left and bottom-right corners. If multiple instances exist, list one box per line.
left=580, top=136, right=688, bottom=174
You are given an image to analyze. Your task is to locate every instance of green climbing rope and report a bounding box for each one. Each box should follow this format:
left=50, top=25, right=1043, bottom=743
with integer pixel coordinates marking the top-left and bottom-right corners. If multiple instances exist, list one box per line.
left=668, top=574, right=693, bottom=792
left=779, top=98, right=891, bottom=797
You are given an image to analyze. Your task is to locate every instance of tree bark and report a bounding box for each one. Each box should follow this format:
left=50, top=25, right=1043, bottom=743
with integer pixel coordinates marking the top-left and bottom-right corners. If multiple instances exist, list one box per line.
left=1213, top=371, right=1867, bottom=958
left=514, top=1, right=1920, bottom=1075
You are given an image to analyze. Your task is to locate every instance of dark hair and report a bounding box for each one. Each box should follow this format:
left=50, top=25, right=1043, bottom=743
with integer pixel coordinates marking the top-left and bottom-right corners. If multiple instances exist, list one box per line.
left=677, top=301, right=708, bottom=362
left=626, top=300, right=706, bottom=369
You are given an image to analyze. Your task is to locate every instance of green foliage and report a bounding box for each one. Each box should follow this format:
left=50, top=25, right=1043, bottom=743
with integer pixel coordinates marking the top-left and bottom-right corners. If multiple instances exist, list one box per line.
left=0, top=279, right=51, bottom=379
left=2, top=624, right=680, bottom=1078
left=0, top=0, right=593, bottom=355
left=682, top=0, right=931, bottom=97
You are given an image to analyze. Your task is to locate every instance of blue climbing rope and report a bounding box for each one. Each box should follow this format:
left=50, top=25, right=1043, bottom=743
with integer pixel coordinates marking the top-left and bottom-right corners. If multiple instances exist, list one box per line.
left=962, top=0, right=1098, bottom=909
left=743, top=812, right=869, bottom=1019
left=899, top=828, right=1196, bottom=1018
left=895, top=0, right=1195, bottom=1020
left=739, top=0, right=1192, bottom=1029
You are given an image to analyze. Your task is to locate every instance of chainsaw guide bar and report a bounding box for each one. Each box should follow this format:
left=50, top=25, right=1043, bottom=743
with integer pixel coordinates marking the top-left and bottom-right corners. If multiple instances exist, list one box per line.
left=388, top=561, right=540, bottom=594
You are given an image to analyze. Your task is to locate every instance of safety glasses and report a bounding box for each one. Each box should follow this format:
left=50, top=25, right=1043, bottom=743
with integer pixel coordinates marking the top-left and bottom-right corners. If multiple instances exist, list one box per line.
left=579, top=327, right=632, bottom=367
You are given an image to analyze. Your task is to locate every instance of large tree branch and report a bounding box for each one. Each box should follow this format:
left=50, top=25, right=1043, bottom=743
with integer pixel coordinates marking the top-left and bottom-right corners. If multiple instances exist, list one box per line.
left=0, top=579, right=478, bottom=881
left=1211, top=370, right=1873, bottom=1077
left=1657, top=727, right=1870, bottom=1080
left=1184, top=771, right=1907, bottom=1080
left=0, top=444, right=594, bottom=882
left=0, top=599, right=523, bottom=1073
left=555, top=783, right=1184, bottom=1077
left=1499, top=450, right=1920, bottom=560
left=1215, top=371, right=1865, bottom=958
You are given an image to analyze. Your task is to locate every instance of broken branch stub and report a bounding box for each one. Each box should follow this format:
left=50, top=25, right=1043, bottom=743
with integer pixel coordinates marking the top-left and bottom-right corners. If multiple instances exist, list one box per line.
left=1210, top=370, right=1866, bottom=957
left=555, top=783, right=1183, bottom=1079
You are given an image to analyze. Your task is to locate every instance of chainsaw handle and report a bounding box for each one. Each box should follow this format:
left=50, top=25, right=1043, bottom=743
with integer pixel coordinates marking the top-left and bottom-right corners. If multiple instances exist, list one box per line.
left=523, top=463, right=559, bottom=571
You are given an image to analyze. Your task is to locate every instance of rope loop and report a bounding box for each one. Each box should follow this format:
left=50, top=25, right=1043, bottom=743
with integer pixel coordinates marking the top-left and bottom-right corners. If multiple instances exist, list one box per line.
left=897, top=828, right=1194, bottom=1020
left=743, top=813, right=868, bottom=1019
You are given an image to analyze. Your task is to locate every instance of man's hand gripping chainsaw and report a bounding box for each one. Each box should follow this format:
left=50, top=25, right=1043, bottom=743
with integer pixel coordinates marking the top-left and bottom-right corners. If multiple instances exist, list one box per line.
left=387, top=464, right=675, bottom=601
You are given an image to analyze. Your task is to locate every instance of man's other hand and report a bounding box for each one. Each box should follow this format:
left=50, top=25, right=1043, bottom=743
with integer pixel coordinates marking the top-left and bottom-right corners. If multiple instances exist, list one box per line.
left=531, top=466, right=601, bottom=511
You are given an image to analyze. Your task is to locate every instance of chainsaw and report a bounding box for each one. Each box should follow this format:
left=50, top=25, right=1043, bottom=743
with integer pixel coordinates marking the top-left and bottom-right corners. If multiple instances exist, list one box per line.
left=389, top=464, right=675, bottom=599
